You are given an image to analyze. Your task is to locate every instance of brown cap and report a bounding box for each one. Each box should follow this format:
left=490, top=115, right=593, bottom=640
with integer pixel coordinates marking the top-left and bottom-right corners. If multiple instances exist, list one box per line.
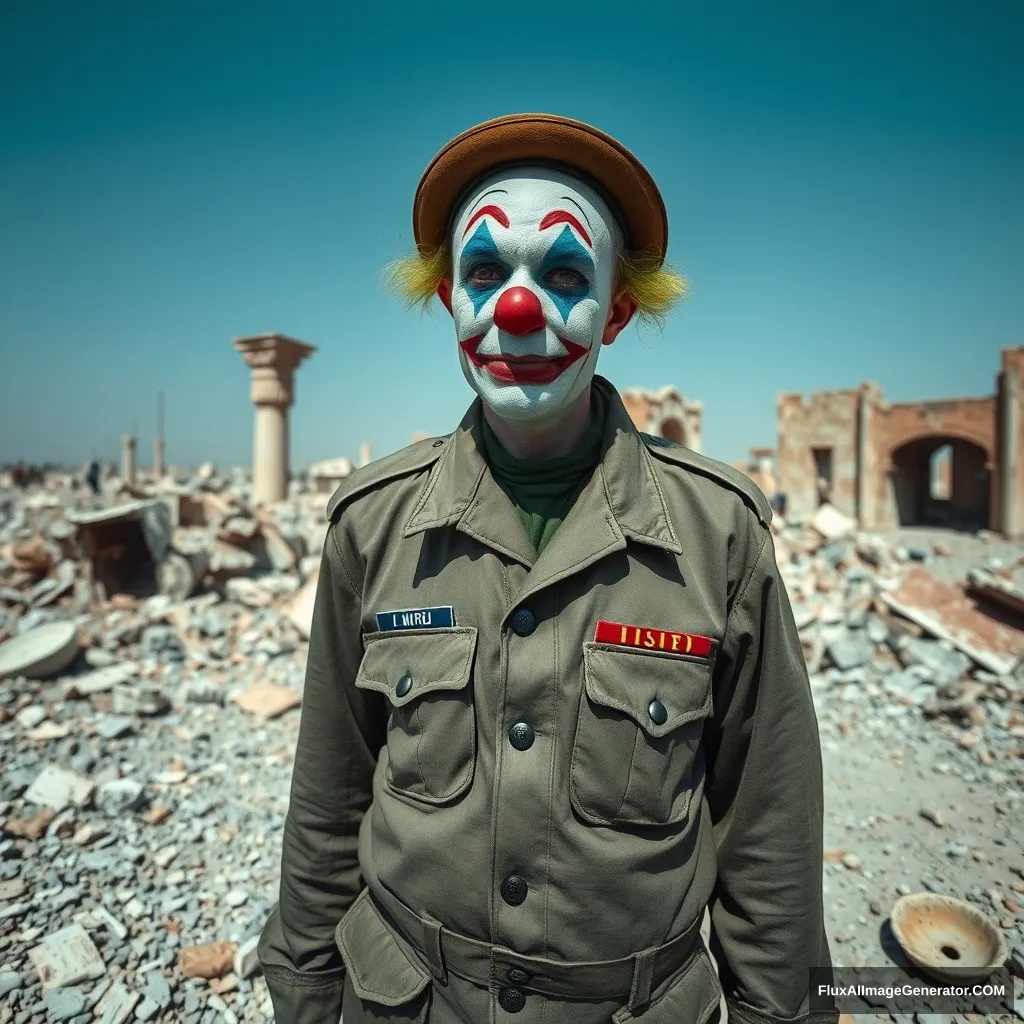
left=413, top=113, right=668, bottom=262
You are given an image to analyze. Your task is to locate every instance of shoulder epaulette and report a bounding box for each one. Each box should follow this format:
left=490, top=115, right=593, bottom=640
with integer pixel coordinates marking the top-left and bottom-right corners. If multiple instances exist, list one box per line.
left=640, top=434, right=772, bottom=528
left=325, top=436, right=450, bottom=523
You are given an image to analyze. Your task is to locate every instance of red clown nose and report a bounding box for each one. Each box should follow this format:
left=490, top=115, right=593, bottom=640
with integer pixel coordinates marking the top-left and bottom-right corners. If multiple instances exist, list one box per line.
left=493, top=286, right=546, bottom=335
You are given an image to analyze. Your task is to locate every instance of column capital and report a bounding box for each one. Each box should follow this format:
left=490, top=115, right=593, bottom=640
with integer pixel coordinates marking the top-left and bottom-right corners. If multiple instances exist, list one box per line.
left=234, top=333, right=317, bottom=407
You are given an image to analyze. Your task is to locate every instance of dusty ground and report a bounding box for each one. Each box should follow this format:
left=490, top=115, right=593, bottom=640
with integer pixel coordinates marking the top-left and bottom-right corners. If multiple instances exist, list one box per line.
left=814, top=527, right=1023, bottom=1022
left=2, top=500, right=1022, bottom=1023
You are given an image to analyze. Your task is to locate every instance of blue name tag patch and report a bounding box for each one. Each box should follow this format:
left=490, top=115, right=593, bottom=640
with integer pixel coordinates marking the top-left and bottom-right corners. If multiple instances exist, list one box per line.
left=375, top=606, right=455, bottom=631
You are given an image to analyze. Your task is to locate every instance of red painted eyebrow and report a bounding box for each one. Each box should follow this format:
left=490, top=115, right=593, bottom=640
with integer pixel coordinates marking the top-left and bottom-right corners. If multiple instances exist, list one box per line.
left=463, top=204, right=510, bottom=236
left=539, top=209, right=592, bottom=247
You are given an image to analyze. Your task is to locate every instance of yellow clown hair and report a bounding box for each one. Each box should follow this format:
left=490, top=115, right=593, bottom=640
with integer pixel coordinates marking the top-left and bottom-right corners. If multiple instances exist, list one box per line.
left=382, top=243, right=687, bottom=330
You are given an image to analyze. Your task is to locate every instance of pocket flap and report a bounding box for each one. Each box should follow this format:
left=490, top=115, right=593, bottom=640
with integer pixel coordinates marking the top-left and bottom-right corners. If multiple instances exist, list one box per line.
left=356, top=627, right=478, bottom=708
left=583, top=643, right=713, bottom=739
left=335, top=889, right=429, bottom=1007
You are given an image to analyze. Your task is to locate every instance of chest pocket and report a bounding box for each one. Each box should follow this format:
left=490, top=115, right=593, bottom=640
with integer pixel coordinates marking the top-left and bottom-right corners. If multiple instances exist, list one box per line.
left=570, top=642, right=714, bottom=829
left=355, top=627, right=478, bottom=805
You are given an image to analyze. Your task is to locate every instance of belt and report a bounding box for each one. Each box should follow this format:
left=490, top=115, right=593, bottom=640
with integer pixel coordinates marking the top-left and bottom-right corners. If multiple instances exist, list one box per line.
left=369, top=883, right=703, bottom=1012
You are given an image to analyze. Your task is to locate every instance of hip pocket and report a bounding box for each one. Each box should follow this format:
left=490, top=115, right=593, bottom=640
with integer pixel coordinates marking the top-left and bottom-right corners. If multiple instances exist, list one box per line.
left=570, top=642, right=714, bottom=828
left=336, top=889, right=431, bottom=1022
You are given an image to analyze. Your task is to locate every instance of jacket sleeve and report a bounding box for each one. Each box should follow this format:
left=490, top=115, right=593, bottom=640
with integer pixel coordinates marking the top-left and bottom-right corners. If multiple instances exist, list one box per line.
left=257, top=518, right=387, bottom=1024
left=704, top=511, right=838, bottom=1024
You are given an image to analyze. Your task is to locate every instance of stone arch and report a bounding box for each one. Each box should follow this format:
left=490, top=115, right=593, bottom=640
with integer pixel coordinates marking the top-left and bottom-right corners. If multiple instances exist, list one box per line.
left=886, top=428, right=993, bottom=463
left=659, top=416, right=686, bottom=445
left=888, top=433, right=991, bottom=530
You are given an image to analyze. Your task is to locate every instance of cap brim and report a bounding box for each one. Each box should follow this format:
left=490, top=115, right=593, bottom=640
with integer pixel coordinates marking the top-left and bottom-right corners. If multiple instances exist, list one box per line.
left=413, top=113, right=667, bottom=262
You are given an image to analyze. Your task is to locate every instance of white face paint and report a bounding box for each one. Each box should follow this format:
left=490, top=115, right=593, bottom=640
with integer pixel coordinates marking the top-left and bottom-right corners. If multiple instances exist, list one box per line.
left=449, top=166, right=621, bottom=421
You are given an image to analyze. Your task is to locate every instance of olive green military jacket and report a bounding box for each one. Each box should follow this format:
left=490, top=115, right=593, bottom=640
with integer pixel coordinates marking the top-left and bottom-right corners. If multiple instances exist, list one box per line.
left=257, top=376, right=837, bottom=1024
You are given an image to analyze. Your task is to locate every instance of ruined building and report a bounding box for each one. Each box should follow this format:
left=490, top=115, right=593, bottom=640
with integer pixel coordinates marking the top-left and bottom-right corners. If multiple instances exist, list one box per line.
left=774, top=345, right=1022, bottom=535
left=620, top=386, right=703, bottom=451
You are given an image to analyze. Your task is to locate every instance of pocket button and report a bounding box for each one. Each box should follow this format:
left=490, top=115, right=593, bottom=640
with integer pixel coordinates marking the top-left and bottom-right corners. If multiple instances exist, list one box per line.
left=395, top=674, right=413, bottom=698
left=648, top=698, right=667, bottom=725
left=505, top=967, right=530, bottom=986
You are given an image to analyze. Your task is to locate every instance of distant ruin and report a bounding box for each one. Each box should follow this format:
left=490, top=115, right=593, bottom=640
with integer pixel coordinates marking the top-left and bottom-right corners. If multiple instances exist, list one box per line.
left=737, top=345, right=1022, bottom=536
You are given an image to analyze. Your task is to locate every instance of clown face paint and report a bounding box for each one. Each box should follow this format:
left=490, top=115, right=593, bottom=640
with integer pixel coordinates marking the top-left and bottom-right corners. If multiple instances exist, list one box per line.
left=448, top=166, right=621, bottom=422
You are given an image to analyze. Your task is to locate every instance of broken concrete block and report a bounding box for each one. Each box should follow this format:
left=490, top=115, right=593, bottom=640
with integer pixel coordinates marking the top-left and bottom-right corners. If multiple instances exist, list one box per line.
left=223, top=576, right=273, bottom=608
left=63, top=661, right=140, bottom=699
left=209, top=542, right=257, bottom=575
left=826, top=631, right=875, bottom=671
left=93, top=981, right=140, bottom=1024
left=283, top=571, right=319, bottom=640
left=255, top=514, right=299, bottom=572
left=28, top=923, right=106, bottom=989
left=43, top=986, right=89, bottom=1019
left=217, top=516, right=259, bottom=546
left=810, top=503, right=856, bottom=541
left=233, top=935, right=261, bottom=980
left=156, top=549, right=208, bottom=602
left=96, top=778, right=146, bottom=816
left=111, top=681, right=171, bottom=716
left=897, top=637, right=971, bottom=687
left=232, top=682, right=301, bottom=720
left=24, top=765, right=94, bottom=813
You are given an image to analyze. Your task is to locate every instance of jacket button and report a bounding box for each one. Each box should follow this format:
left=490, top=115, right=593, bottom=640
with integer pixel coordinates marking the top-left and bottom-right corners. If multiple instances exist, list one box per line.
left=500, top=874, right=528, bottom=906
left=395, top=674, right=413, bottom=698
left=648, top=698, right=667, bottom=725
left=506, top=967, right=530, bottom=986
left=508, top=722, right=535, bottom=750
left=510, top=608, right=536, bottom=636
left=498, top=987, right=526, bottom=1013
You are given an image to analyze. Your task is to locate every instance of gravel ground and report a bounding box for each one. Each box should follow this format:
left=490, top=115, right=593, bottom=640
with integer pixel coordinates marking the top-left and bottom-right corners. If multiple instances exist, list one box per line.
left=2, top=515, right=1022, bottom=1024
left=812, top=527, right=1024, bottom=1023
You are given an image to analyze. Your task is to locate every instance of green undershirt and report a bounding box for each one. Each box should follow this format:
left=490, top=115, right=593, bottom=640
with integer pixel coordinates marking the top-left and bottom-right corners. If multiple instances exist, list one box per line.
left=480, top=386, right=607, bottom=554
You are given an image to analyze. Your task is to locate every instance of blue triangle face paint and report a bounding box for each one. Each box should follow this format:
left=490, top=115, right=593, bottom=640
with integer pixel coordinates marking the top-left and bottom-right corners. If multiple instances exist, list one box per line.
left=460, top=221, right=507, bottom=315
left=538, top=225, right=593, bottom=323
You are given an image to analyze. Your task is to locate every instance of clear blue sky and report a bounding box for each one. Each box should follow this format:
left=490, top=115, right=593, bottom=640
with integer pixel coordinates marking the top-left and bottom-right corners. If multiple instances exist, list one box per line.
left=1, top=0, right=1021, bottom=471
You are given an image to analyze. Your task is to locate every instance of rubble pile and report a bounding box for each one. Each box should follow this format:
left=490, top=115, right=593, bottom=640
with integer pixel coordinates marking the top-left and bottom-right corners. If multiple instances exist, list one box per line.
left=1, top=467, right=1022, bottom=1022
left=0, top=472, right=328, bottom=1023
left=773, top=504, right=1024, bottom=786
left=773, top=504, right=1024, bottom=1007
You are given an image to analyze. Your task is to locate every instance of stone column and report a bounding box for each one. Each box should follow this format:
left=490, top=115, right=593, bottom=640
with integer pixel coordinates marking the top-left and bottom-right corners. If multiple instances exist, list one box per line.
left=234, top=334, right=316, bottom=505
left=359, top=443, right=372, bottom=467
left=1003, top=363, right=1020, bottom=538
left=121, top=435, right=137, bottom=485
left=154, top=438, right=165, bottom=478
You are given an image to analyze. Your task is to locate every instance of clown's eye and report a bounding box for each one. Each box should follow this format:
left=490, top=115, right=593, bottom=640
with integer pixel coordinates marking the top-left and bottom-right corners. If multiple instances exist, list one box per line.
left=465, top=263, right=507, bottom=288
left=544, top=268, right=588, bottom=293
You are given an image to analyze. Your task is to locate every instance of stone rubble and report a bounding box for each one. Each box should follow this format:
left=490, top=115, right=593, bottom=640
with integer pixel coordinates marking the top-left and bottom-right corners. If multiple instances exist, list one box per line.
left=0, top=471, right=1021, bottom=1023
left=775, top=507, right=1024, bottom=1022
left=0, top=471, right=326, bottom=1023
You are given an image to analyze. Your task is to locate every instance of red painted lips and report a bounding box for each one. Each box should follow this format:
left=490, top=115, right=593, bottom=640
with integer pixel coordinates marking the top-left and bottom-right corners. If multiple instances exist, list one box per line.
left=459, top=336, right=589, bottom=385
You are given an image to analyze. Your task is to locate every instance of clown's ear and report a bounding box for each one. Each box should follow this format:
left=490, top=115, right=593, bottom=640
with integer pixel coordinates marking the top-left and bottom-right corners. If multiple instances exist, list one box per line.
left=437, top=279, right=454, bottom=316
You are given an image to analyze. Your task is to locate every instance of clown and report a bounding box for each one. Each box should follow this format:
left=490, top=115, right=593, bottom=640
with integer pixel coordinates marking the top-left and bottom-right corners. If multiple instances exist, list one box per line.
left=386, top=122, right=685, bottom=460
left=259, top=115, right=836, bottom=1024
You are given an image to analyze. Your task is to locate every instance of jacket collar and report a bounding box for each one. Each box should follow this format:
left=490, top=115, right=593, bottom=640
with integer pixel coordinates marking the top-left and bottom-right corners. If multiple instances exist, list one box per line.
left=403, top=375, right=682, bottom=575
